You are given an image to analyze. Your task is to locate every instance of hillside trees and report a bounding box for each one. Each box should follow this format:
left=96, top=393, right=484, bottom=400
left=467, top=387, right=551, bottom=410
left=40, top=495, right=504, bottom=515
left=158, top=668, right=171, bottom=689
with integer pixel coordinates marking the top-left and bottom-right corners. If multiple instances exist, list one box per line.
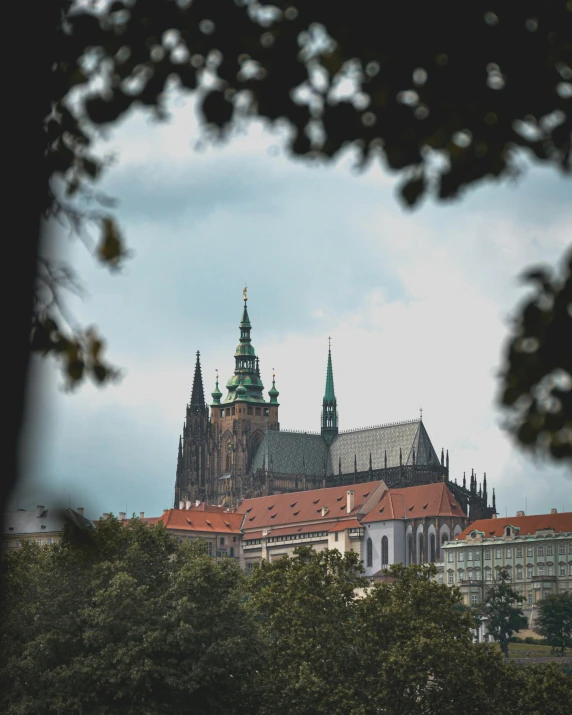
left=480, top=567, right=528, bottom=658
left=535, top=591, right=572, bottom=656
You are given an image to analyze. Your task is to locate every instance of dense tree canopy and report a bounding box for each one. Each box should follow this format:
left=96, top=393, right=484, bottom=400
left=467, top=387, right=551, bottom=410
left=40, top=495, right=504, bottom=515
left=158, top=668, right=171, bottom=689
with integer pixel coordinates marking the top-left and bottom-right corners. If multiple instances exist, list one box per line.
left=480, top=567, right=528, bottom=658
left=3, top=527, right=572, bottom=714
left=534, top=591, right=572, bottom=656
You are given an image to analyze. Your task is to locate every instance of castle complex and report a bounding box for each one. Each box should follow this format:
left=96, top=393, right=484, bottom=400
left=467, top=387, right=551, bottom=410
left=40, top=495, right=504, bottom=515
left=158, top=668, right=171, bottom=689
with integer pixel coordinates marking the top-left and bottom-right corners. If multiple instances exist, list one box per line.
left=174, top=290, right=495, bottom=521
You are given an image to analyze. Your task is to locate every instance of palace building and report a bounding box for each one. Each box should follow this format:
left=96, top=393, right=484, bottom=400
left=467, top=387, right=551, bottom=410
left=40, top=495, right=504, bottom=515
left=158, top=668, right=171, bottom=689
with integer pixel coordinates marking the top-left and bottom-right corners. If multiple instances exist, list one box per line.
left=174, top=290, right=495, bottom=521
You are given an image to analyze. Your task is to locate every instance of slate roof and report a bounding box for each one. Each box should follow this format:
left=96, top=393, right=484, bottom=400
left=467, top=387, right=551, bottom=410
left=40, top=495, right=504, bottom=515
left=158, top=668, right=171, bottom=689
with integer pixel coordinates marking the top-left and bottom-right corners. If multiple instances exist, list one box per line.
left=251, top=419, right=441, bottom=476
left=456, top=512, right=572, bottom=540
left=251, top=430, right=328, bottom=475
left=329, top=419, right=440, bottom=473
left=4, top=507, right=95, bottom=535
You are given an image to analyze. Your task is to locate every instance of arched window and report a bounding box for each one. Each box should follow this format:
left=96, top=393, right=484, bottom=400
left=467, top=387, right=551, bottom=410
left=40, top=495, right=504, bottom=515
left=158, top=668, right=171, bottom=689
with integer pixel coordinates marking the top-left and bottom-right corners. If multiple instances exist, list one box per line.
left=441, top=533, right=449, bottom=545
left=430, top=533, right=436, bottom=563
left=407, top=534, right=413, bottom=566
left=366, top=538, right=373, bottom=567
left=225, top=454, right=231, bottom=472
left=418, top=532, right=424, bottom=564
left=381, top=536, right=389, bottom=568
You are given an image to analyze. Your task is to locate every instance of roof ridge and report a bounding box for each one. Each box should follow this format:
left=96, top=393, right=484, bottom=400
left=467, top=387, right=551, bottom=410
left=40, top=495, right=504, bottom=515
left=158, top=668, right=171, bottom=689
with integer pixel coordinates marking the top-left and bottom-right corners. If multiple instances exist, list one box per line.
left=338, top=418, right=420, bottom=435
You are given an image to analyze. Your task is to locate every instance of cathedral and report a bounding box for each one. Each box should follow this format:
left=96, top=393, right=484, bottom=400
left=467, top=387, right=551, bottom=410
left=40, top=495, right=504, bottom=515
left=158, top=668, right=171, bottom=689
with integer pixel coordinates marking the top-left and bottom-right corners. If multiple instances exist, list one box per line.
left=174, top=290, right=495, bottom=521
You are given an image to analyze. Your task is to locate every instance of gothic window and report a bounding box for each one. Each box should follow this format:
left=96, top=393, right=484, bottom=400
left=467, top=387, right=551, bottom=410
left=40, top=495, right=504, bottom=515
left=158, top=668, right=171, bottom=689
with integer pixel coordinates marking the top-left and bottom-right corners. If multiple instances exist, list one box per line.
left=226, top=455, right=230, bottom=472
left=366, top=538, right=373, bottom=567
left=381, top=536, right=389, bottom=568
left=418, top=533, right=424, bottom=564
left=430, top=534, right=436, bottom=563
left=408, top=535, right=414, bottom=566
left=441, top=533, right=449, bottom=545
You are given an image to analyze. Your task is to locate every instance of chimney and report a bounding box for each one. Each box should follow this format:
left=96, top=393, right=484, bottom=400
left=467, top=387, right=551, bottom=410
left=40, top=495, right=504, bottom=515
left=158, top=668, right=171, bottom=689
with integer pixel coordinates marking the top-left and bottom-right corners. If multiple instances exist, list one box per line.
left=185, top=500, right=192, bottom=510
left=139, top=512, right=145, bottom=519
left=179, top=501, right=184, bottom=510
left=492, top=514, right=497, bottom=519
left=321, top=506, right=329, bottom=517
left=76, top=507, right=84, bottom=516
left=119, top=512, right=126, bottom=520
left=195, top=500, right=200, bottom=507
left=551, top=508, right=557, bottom=514
left=346, top=490, right=355, bottom=514
left=36, top=505, right=45, bottom=517
left=516, top=510, right=525, bottom=517
left=102, top=513, right=110, bottom=519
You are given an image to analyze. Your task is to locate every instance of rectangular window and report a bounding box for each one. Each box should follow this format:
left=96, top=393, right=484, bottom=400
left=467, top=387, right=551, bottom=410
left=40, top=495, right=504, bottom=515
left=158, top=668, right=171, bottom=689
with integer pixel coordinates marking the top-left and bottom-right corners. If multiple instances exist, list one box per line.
left=485, top=569, right=491, bottom=581
left=547, top=565, right=553, bottom=576
left=569, top=564, right=572, bottom=576
left=255, top=407, right=261, bottom=416
left=335, top=532, right=338, bottom=542
left=46, top=538, right=52, bottom=545
left=559, top=544, right=565, bottom=555
left=230, top=547, right=234, bottom=557
left=496, top=548, right=501, bottom=559
left=471, top=594, right=479, bottom=605
left=448, top=552, right=454, bottom=563
left=458, top=552, right=464, bottom=562
left=485, top=549, right=491, bottom=560
left=438, top=573, right=443, bottom=584
left=560, top=565, right=566, bottom=576
left=528, top=593, right=533, bottom=605
left=537, top=545, right=544, bottom=556
left=207, top=542, right=213, bottom=556
left=569, top=542, right=572, bottom=554
left=233, top=536, right=237, bottom=543
left=36, top=538, right=42, bottom=545
left=516, top=566, right=523, bottom=580
left=506, top=547, right=512, bottom=559
left=448, top=572, right=454, bottom=584
left=468, top=551, right=473, bottom=561
left=14, top=539, right=20, bottom=547
left=232, top=407, right=235, bottom=416
left=527, top=566, right=533, bottom=579
left=474, top=550, right=480, bottom=561
left=547, top=545, right=553, bottom=556
left=538, top=564, right=544, bottom=575
left=220, top=537, right=225, bottom=546
left=516, top=546, right=522, bottom=558
left=527, top=547, right=533, bottom=557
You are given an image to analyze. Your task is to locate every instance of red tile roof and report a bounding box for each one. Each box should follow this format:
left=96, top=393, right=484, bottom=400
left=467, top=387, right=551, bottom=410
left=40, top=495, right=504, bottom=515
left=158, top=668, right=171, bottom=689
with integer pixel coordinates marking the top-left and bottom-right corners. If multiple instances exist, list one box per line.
left=457, top=512, right=572, bottom=539
left=243, top=522, right=337, bottom=541
left=236, top=480, right=383, bottom=531
left=160, top=509, right=242, bottom=534
left=328, top=519, right=361, bottom=532
left=361, top=482, right=465, bottom=522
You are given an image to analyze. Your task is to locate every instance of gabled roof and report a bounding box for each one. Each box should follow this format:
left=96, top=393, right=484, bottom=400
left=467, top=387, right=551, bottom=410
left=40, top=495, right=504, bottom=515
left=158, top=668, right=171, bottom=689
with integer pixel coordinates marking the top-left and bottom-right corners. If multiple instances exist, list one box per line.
left=251, top=431, right=328, bottom=475
left=237, top=480, right=383, bottom=531
left=361, top=482, right=466, bottom=522
left=329, top=419, right=440, bottom=473
left=4, top=507, right=94, bottom=535
left=457, top=512, right=572, bottom=539
left=160, top=509, right=242, bottom=534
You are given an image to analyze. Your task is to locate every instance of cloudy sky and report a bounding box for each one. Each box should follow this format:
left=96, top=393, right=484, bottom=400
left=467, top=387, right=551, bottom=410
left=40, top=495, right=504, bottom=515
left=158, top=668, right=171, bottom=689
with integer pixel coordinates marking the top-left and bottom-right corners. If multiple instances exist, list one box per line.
left=14, top=91, right=572, bottom=520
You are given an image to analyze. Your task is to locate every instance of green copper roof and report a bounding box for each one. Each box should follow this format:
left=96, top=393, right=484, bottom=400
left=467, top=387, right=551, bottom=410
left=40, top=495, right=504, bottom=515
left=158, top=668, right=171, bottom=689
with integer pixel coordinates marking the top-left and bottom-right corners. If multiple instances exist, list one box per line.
left=217, top=290, right=268, bottom=405
left=211, top=372, right=222, bottom=404
left=269, top=373, right=279, bottom=404
left=324, top=344, right=336, bottom=404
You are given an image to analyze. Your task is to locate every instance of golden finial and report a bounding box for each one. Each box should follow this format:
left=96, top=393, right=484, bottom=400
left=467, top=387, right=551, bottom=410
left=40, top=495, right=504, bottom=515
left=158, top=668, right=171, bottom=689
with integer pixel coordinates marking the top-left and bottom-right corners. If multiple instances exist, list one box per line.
left=243, top=285, right=248, bottom=302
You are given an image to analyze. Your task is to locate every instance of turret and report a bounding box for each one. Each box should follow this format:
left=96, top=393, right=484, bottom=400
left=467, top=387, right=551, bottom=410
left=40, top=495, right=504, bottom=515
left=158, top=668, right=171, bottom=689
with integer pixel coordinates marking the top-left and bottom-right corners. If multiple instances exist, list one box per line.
left=211, top=370, right=222, bottom=405
left=268, top=371, right=279, bottom=404
left=321, top=338, right=338, bottom=445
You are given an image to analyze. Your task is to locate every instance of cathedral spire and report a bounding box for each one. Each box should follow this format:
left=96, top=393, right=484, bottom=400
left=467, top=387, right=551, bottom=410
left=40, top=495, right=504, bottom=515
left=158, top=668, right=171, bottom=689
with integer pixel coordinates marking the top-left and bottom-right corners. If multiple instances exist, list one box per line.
left=321, top=337, right=338, bottom=445
left=190, top=351, right=206, bottom=413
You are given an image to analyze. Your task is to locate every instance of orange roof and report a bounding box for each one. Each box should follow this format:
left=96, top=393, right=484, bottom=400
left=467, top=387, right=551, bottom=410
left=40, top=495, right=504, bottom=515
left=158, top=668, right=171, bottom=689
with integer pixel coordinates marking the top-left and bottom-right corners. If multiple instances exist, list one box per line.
left=328, top=519, right=361, bottom=532
left=236, top=480, right=383, bottom=531
left=457, top=512, right=572, bottom=539
left=243, top=522, right=338, bottom=541
left=160, top=509, right=242, bottom=534
left=361, top=482, right=466, bottom=522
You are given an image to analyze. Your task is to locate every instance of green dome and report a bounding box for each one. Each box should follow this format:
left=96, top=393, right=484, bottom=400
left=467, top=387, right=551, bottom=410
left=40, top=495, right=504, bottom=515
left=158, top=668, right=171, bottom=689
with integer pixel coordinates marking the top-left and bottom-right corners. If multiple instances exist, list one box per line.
left=236, top=384, right=247, bottom=396
left=268, top=374, right=279, bottom=404
left=211, top=373, right=222, bottom=405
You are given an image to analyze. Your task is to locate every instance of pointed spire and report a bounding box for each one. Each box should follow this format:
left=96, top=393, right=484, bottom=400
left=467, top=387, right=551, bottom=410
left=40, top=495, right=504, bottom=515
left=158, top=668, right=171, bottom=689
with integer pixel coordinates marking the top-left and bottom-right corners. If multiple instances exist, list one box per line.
left=190, top=351, right=206, bottom=413
left=338, top=455, right=342, bottom=475
left=384, top=450, right=388, bottom=468
left=492, top=488, right=497, bottom=512
left=446, top=449, right=449, bottom=471
left=354, top=454, right=357, bottom=473
left=369, top=452, right=373, bottom=471
left=178, top=435, right=182, bottom=457
left=321, top=337, right=338, bottom=445
left=463, top=472, right=466, bottom=489
left=483, top=472, right=488, bottom=504
left=441, top=448, right=444, bottom=466
left=412, top=447, right=416, bottom=465
left=399, top=447, right=403, bottom=466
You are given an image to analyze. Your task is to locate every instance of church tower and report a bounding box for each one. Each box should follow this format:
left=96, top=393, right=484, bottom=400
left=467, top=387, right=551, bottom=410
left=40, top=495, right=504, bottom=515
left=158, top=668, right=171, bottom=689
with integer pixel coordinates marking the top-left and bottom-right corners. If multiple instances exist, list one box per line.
left=209, top=288, right=280, bottom=504
left=175, top=351, right=209, bottom=506
left=321, top=340, right=338, bottom=445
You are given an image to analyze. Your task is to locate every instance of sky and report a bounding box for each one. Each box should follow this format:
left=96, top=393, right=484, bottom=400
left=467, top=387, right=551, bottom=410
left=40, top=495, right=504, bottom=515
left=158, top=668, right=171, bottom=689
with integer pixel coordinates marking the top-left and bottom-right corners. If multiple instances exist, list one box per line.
left=14, top=91, right=572, bottom=521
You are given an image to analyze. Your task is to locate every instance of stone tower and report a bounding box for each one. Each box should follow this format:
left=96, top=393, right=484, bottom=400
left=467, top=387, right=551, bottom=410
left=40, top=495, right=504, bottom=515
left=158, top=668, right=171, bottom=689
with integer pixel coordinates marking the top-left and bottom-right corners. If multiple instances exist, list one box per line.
left=174, top=351, right=209, bottom=506
left=209, top=288, right=280, bottom=504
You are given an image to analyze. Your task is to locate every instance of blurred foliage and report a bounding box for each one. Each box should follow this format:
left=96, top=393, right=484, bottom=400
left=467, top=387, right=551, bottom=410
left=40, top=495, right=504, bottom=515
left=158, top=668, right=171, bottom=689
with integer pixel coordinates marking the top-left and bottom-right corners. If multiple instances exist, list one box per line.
left=501, top=248, right=572, bottom=460
left=2, top=533, right=572, bottom=715
left=41, top=1, right=571, bottom=457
